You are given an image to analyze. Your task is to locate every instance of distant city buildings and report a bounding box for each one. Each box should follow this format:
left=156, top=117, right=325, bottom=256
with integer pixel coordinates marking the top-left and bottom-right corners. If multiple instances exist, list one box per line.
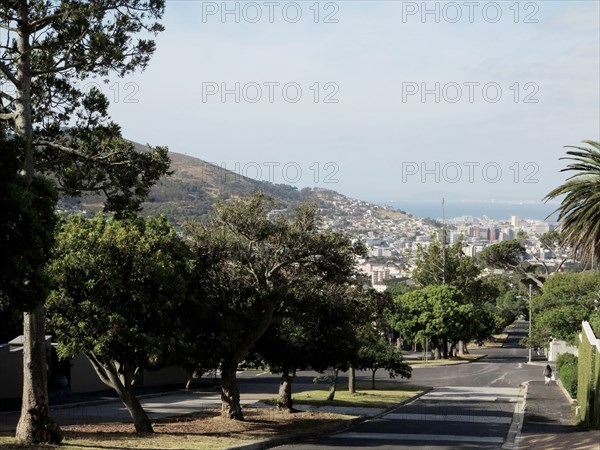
left=316, top=194, right=561, bottom=291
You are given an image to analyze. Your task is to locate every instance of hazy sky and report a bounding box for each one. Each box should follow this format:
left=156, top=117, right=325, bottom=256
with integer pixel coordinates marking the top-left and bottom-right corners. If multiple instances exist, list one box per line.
left=103, top=0, right=600, bottom=206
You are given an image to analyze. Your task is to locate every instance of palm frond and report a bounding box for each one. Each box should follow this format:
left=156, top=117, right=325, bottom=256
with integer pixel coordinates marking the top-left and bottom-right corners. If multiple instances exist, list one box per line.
left=544, top=141, right=600, bottom=265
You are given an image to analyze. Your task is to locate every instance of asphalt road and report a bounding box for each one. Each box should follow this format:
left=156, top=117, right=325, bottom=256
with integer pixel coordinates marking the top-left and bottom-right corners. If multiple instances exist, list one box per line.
left=0, top=320, right=544, bottom=449
left=273, top=321, right=541, bottom=450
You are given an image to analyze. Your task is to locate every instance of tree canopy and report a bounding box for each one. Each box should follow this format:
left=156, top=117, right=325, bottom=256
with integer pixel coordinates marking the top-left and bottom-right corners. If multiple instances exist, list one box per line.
left=478, top=239, right=548, bottom=289
left=1, top=2, right=168, bottom=442
left=396, top=237, right=513, bottom=357
left=545, top=141, right=600, bottom=265
left=533, top=271, right=600, bottom=341
left=0, top=135, right=57, bottom=313
left=391, top=285, right=474, bottom=358
left=184, top=193, right=364, bottom=419
left=251, top=283, right=362, bottom=411
left=46, top=214, right=191, bottom=433
left=345, top=289, right=412, bottom=394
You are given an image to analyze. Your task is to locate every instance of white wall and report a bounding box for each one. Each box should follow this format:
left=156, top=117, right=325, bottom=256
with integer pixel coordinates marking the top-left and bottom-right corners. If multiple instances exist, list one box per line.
left=548, top=339, right=578, bottom=362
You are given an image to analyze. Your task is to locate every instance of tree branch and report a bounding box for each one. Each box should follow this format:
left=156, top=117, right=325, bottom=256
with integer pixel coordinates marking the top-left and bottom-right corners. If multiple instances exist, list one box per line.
left=0, top=90, right=16, bottom=103
left=30, top=12, right=67, bottom=32
left=29, top=63, right=78, bottom=76
left=232, top=301, right=276, bottom=363
left=554, top=256, right=569, bottom=274
left=0, top=23, right=18, bottom=32
left=86, top=352, right=113, bottom=388
left=0, top=61, right=19, bottom=87
left=519, top=269, right=545, bottom=289
left=33, top=139, right=134, bottom=165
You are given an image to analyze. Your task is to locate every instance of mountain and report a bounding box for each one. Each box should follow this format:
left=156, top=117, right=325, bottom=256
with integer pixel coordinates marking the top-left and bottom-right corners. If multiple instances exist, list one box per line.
left=63, top=143, right=410, bottom=224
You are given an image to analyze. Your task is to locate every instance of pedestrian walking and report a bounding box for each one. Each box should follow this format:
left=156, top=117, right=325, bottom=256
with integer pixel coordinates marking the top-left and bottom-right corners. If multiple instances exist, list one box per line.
left=543, top=364, right=553, bottom=385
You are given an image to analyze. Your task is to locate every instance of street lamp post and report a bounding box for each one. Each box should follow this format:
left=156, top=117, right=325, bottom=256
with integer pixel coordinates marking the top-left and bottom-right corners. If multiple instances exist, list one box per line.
left=528, top=284, right=532, bottom=363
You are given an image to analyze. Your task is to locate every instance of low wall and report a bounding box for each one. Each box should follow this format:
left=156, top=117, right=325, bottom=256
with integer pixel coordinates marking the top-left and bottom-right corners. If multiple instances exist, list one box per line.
left=0, top=345, right=23, bottom=399
left=69, top=354, right=107, bottom=394
left=143, top=365, right=188, bottom=387
left=2, top=348, right=188, bottom=398
left=548, top=339, right=578, bottom=362
left=71, top=355, right=187, bottom=393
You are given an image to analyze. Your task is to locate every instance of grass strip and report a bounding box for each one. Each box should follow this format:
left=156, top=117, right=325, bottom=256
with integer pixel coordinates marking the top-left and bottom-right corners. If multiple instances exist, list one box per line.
left=264, top=381, right=424, bottom=409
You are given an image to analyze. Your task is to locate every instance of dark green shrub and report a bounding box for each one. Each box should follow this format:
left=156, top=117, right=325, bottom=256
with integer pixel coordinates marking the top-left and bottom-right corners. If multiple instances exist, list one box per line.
left=589, top=312, right=600, bottom=338
left=557, top=353, right=578, bottom=370
left=557, top=353, right=578, bottom=398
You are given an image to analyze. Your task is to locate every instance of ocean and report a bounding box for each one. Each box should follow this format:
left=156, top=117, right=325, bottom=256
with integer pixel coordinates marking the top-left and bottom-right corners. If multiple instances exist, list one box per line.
left=386, top=200, right=560, bottom=222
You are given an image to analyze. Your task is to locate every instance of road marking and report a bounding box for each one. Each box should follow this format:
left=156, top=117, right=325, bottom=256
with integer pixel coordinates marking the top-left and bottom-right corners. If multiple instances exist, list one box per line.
left=502, top=383, right=526, bottom=449
left=331, top=432, right=504, bottom=444
left=421, top=387, right=521, bottom=402
left=385, top=413, right=512, bottom=424
left=418, top=395, right=501, bottom=401
left=417, top=395, right=521, bottom=402
left=490, top=372, right=508, bottom=386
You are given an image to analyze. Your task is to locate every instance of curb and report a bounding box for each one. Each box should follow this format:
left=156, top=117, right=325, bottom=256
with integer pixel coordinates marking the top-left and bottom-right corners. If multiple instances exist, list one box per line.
left=504, top=380, right=529, bottom=450
left=556, top=378, right=577, bottom=405
left=227, top=387, right=434, bottom=450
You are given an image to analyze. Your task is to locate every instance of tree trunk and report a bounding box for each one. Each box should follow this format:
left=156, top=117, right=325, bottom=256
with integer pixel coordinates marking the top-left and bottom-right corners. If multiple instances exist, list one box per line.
left=15, top=304, right=63, bottom=444
left=457, top=340, right=465, bottom=356
left=348, top=366, right=356, bottom=393
left=220, top=360, right=243, bottom=419
left=218, top=300, right=276, bottom=419
left=14, top=10, right=61, bottom=444
left=118, top=388, right=153, bottom=433
left=86, top=355, right=153, bottom=433
left=442, top=337, right=449, bottom=359
left=326, top=370, right=338, bottom=401
left=277, top=371, right=296, bottom=412
left=371, top=369, right=377, bottom=390
left=434, top=346, right=441, bottom=360
left=185, top=370, right=194, bottom=390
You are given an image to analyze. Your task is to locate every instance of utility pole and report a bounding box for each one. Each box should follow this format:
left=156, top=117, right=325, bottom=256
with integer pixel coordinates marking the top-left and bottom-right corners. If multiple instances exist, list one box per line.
left=528, top=284, right=533, bottom=363
left=442, top=197, right=446, bottom=285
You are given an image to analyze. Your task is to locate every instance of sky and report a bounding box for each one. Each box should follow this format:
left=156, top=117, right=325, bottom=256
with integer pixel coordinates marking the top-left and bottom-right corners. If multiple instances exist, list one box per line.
left=103, top=0, right=600, bottom=208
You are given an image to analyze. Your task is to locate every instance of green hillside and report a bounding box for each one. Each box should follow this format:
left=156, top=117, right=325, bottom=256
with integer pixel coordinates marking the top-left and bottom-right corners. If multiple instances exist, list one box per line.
left=63, top=143, right=344, bottom=223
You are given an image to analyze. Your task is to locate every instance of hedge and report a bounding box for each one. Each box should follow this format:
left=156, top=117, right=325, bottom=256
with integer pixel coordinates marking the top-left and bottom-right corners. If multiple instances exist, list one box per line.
left=589, top=313, right=600, bottom=338
left=557, top=353, right=578, bottom=398
left=577, top=322, right=600, bottom=429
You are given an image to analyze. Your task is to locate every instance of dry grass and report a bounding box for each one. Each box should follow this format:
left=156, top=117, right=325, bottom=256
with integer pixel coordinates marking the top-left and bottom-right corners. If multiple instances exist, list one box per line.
left=493, top=332, right=509, bottom=342
left=486, top=333, right=509, bottom=348
left=0, top=408, right=354, bottom=450
left=466, top=333, right=509, bottom=349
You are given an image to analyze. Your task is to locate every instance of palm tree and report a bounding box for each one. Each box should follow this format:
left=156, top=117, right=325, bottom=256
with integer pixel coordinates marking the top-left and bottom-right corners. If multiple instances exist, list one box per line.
left=544, top=140, right=600, bottom=266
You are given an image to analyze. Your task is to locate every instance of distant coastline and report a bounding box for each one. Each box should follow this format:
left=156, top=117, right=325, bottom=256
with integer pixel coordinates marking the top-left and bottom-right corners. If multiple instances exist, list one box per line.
left=382, top=200, right=560, bottom=222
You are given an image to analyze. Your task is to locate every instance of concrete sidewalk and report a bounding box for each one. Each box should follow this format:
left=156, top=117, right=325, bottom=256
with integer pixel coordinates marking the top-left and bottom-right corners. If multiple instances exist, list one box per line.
left=0, top=389, right=272, bottom=432
left=517, top=381, right=600, bottom=450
